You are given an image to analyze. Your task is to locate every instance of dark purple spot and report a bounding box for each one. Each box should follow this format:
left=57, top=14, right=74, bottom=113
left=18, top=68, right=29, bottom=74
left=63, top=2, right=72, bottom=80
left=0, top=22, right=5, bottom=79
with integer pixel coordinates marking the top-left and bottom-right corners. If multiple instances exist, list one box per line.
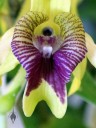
left=42, top=27, right=53, bottom=36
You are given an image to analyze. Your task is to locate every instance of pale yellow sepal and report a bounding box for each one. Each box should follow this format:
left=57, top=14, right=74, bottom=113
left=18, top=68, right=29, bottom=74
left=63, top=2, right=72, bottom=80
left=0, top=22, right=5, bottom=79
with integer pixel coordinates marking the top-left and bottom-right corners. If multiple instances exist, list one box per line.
left=68, top=58, right=87, bottom=96
left=31, top=0, right=71, bottom=18
left=0, top=27, right=19, bottom=75
left=85, top=33, right=96, bottom=68
left=17, top=0, right=31, bottom=21
left=0, top=27, right=14, bottom=64
left=70, top=0, right=83, bottom=15
left=68, top=77, right=81, bottom=96
left=73, top=58, right=87, bottom=80
left=23, top=79, right=67, bottom=119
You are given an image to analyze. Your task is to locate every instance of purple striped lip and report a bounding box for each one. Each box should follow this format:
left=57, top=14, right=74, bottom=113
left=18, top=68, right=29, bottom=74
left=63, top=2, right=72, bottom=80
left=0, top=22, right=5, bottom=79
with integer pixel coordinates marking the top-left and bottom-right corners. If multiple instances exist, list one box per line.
left=11, top=11, right=87, bottom=103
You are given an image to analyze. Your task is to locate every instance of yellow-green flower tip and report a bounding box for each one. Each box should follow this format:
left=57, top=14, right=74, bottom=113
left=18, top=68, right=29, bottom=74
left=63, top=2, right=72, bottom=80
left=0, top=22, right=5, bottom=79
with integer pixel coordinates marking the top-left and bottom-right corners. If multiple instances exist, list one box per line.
left=85, top=33, right=96, bottom=68
left=23, top=79, right=67, bottom=119
left=31, top=0, right=71, bottom=18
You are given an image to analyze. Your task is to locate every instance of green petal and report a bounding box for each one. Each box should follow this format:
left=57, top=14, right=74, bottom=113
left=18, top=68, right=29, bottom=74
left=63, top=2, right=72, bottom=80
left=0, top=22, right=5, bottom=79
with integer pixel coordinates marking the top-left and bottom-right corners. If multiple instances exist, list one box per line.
left=31, top=0, right=71, bottom=18
left=85, top=33, right=96, bottom=68
left=23, top=79, right=67, bottom=119
left=68, top=58, right=87, bottom=96
left=0, top=67, right=26, bottom=114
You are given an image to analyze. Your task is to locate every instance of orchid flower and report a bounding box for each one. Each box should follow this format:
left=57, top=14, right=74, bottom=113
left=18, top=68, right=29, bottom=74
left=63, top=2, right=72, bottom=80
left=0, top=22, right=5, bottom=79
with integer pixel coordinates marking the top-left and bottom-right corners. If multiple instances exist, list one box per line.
left=0, top=0, right=96, bottom=119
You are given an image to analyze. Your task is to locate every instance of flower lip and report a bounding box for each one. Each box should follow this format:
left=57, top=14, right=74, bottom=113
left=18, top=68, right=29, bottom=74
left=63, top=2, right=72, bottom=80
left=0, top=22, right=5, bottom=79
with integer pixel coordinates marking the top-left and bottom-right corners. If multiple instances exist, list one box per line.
left=42, top=27, right=53, bottom=36
left=11, top=11, right=87, bottom=106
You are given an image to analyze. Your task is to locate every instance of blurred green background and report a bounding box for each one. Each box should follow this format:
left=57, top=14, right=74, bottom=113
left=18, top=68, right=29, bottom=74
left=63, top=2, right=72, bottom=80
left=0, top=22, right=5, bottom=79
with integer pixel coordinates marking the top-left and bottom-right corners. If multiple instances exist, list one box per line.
left=0, top=0, right=96, bottom=128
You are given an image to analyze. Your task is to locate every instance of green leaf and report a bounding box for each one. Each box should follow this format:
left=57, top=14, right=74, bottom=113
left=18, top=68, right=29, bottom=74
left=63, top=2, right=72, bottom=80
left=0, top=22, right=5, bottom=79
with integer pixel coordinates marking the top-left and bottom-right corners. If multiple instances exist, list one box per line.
left=77, top=71, right=96, bottom=104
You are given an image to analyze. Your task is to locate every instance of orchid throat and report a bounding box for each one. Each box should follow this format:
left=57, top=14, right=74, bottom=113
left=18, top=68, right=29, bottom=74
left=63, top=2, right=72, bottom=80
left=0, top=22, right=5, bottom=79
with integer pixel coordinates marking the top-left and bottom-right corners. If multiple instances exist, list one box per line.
left=33, top=20, right=62, bottom=59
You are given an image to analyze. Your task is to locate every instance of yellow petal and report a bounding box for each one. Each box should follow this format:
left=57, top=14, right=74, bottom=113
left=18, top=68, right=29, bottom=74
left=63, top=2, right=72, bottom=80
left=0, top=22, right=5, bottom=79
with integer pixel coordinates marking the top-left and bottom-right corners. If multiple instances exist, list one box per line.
left=85, top=33, right=96, bottom=68
left=68, top=77, right=81, bottom=96
left=68, top=58, right=87, bottom=96
left=23, top=79, right=67, bottom=119
left=31, top=0, right=71, bottom=18
left=73, top=58, right=87, bottom=80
